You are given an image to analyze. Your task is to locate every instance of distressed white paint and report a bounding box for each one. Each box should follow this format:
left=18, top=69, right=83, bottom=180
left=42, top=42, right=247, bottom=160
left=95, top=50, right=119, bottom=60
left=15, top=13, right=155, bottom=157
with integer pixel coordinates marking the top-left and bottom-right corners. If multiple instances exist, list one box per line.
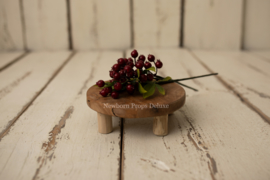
left=244, top=0, right=270, bottom=50
left=192, top=50, right=270, bottom=122
left=0, top=51, right=71, bottom=135
left=184, top=0, right=243, bottom=50
left=123, top=49, right=270, bottom=180
left=23, top=0, right=68, bottom=50
left=0, top=51, right=24, bottom=70
left=0, top=0, right=24, bottom=51
left=0, top=51, right=122, bottom=180
left=133, top=0, right=181, bottom=48
left=71, top=0, right=131, bottom=50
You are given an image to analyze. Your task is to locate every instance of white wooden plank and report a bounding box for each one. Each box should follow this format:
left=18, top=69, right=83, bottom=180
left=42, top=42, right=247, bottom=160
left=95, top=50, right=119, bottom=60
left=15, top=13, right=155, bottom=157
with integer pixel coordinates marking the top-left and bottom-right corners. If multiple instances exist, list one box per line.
left=244, top=0, right=270, bottom=50
left=133, top=0, right=181, bottom=48
left=184, top=0, right=243, bottom=50
left=0, top=0, right=24, bottom=51
left=192, top=50, right=270, bottom=123
left=0, top=51, right=71, bottom=137
left=71, top=0, right=131, bottom=50
left=23, top=0, right=68, bottom=50
left=123, top=49, right=270, bottom=180
left=0, top=51, right=122, bottom=180
left=0, top=51, right=24, bottom=71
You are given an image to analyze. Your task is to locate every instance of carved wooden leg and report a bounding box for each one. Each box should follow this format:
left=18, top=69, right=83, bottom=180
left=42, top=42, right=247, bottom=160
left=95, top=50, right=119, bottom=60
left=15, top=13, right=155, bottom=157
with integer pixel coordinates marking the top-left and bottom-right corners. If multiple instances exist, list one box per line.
left=97, top=112, right=113, bottom=134
left=153, top=115, right=168, bottom=136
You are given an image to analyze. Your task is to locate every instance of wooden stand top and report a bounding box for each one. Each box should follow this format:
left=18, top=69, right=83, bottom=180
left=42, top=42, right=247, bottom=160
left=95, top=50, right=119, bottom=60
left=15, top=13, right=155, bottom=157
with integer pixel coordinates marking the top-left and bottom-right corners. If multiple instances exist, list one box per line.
left=86, top=82, right=186, bottom=118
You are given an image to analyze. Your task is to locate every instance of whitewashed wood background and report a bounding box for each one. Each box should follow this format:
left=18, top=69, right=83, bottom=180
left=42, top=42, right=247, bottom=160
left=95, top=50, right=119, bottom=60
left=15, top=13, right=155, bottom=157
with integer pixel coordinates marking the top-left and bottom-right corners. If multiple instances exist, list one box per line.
left=0, top=0, right=270, bottom=51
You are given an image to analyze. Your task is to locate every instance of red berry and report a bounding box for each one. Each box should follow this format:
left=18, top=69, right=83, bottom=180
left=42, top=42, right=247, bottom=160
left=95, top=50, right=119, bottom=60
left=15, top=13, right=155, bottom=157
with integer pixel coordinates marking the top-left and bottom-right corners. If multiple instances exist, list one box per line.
left=138, top=55, right=146, bottom=61
left=148, top=54, right=155, bottom=62
left=100, top=89, right=108, bottom=97
left=124, top=65, right=132, bottom=73
left=104, top=87, right=112, bottom=94
left=140, top=74, right=147, bottom=82
left=127, top=58, right=133, bottom=63
left=109, top=71, right=114, bottom=78
left=117, top=58, right=125, bottom=65
left=119, top=77, right=127, bottom=83
left=131, top=50, right=138, bottom=58
left=147, top=74, right=154, bottom=81
left=119, top=69, right=125, bottom=77
left=112, top=64, right=120, bottom=71
left=114, top=72, right=121, bottom=80
left=144, top=61, right=152, bottom=69
left=111, top=91, right=119, bottom=99
left=96, top=80, right=105, bottom=87
left=155, top=60, right=163, bottom=68
left=124, top=58, right=128, bottom=64
left=114, top=82, right=122, bottom=91
left=126, top=71, right=134, bottom=78
left=126, top=84, right=135, bottom=94
left=135, top=61, right=144, bottom=69
left=127, top=61, right=134, bottom=68
left=110, top=79, right=114, bottom=83
left=134, top=69, right=142, bottom=77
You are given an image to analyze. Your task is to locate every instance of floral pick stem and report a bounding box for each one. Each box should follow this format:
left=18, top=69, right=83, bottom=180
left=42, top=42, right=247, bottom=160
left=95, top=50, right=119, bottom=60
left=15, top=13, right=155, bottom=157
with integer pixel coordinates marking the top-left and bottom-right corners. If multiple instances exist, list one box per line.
left=176, top=82, right=198, bottom=91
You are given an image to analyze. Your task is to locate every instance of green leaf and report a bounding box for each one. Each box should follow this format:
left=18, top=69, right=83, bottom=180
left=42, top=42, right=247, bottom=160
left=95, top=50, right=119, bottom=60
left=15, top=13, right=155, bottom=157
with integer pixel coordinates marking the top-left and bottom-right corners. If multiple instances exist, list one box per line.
left=155, top=84, right=165, bottom=95
left=104, top=82, right=114, bottom=88
left=143, top=83, right=156, bottom=99
left=146, top=67, right=156, bottom=72
left=138, top=82, right=147, bottom=94
left=159, top=76, right=172, bottom=82
left=94, top=85, right=99, bottom=87
left=137, top=69, right=140, bottom=78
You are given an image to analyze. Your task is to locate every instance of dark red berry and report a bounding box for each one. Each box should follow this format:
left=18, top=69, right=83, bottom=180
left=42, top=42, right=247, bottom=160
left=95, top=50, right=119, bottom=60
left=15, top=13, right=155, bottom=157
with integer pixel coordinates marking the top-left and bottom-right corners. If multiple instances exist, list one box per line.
left=124, top=65, right=132, bottom=73
left=140, top=74, right=147, bottom=82
left=126, top=84, right=135, bottom=94
left=147, top=74, right=154, bottom=81
left=114, top=72, right=121, bottom=80
left=127, top=58, right=133, bottom=63
left=135, top=61, right=144, bottom=69
left=109, top=71, right=114, bottom=78
left=126, top=71, right=134, bottom=78
left=119, top=77, right=127, bottom=83
left=127, top=61, right=134, bottom=68
left=104, top=87, right=112, bottom=94
left=111, top=91, right=119, bottom=99
left=134, top=69, right=142, bottom=77
left=114, top=82, right=122, bottom=91
left=100, top=89, right=108, bottom=97
left=144, top=61, right=152, bottom=69
left=148, top=54, right=155, bottom=62
left=110, top=79, right=114, bottom=83
left=112, top=64, right=120, bottom=71
left=124, top=58, right=128, bottom=64
left=138, top=55, right=146, bottom=61
left=117, top=58, right=125, bottom=65
left=131, top=50, right=138, bottom=58
left=155, top=60, right=163, bottom=68
left=96, top=80, right=105, bottom=87
left=119, top=69, right=125, bottom=77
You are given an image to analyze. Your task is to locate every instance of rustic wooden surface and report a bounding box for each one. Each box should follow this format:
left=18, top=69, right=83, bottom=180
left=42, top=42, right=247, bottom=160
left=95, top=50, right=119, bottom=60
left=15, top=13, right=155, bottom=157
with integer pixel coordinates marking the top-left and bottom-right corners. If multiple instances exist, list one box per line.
left=87, top=82, right=185, bottom=118
left=0, top=49, right=270, bottom=180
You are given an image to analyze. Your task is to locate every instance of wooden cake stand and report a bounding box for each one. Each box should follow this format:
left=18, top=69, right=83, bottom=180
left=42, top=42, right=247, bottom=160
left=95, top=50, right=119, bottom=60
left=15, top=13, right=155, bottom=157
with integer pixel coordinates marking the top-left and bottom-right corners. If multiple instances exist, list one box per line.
left=86, top=82, right=185, bottom=136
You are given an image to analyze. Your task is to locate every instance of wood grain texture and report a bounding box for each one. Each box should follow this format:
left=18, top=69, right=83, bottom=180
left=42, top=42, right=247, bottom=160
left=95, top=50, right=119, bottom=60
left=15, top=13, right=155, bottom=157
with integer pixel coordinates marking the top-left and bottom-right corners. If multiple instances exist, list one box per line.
left=87, top=82, right=185, bottom=118
left=243, top=0, right=270, bottom=50
left=0, top=51, right=71, bottom=137
left=192, top=50, right=270, bottom=124
left=133, top=0, right=181, bottom=48
left=0, top=51, right=122, bottom=180
left=184, top=0, right=243, bottom=50
left=0, top=51, right=24, bottom=71
left=0, top=0, right=24, bottom=51
left=251, top=51, right=270, bottom=61
left=123, top=49, right=270, bottom=180
left=23, top=0, right=68, bottom=50
left=71, top=0, right=131, bottom=50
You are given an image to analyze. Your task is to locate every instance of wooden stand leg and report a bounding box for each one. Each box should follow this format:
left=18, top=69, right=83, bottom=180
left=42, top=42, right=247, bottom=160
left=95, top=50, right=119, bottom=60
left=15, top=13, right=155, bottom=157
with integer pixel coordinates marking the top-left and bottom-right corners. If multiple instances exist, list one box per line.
left=153, top=115, right=168, bottom=136
left=97, top=112, right=113, bottom=134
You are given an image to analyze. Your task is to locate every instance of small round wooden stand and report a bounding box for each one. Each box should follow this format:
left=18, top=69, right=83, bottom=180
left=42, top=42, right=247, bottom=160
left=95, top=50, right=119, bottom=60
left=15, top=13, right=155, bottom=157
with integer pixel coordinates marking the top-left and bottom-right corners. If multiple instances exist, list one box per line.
left=86, top=82, right=185, bottom=136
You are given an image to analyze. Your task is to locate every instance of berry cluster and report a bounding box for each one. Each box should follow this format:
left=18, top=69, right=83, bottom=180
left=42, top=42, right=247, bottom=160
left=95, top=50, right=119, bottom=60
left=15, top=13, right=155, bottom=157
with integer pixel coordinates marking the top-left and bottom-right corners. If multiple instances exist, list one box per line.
left=95, top=50, right=163, bottom=99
